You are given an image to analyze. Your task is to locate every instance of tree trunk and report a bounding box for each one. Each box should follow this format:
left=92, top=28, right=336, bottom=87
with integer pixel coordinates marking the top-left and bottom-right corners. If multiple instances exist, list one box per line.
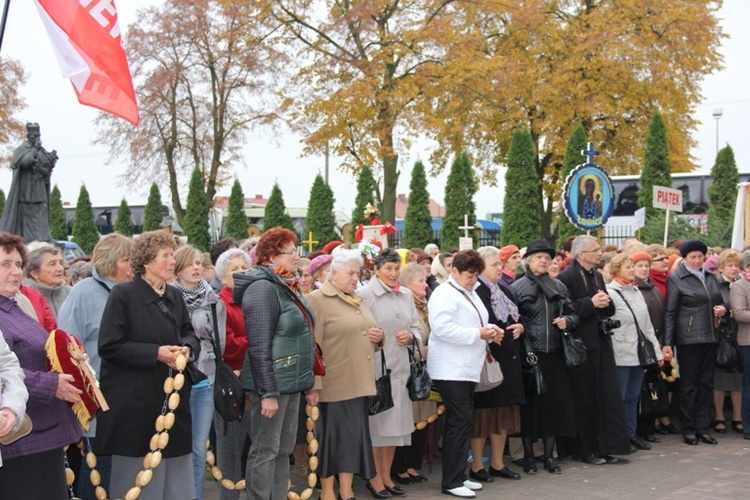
left=382, top=152, right=399, bottom=224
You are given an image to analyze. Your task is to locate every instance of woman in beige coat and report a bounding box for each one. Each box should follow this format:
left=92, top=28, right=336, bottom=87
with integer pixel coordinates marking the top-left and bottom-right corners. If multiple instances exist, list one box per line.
left=307, top=250, right=385, bottom=500
left=359, top=248, right=423, bottom=498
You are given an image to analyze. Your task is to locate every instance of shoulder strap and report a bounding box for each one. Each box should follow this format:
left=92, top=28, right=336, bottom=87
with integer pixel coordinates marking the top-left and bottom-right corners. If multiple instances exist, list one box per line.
left=155, top=298, right=182, bottom=343
left=260, top=278, right=315, bottom=333
left=210, top=303, right=222, bottom=361
left=613, top=289, right=641, bottom=331
left=93, top=278, right=111, bottom=293
left=448, top=281, right=484, bottom=327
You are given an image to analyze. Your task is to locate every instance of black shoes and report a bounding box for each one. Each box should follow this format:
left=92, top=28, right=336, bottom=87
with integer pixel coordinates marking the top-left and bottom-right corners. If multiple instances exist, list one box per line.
left=697, top=434, right=718, bottom=445
left=599, top=454, right=620, bottom=464
left=385, top=485, right=406, bottom=497
left=642, top=434, right=660, bottom=443
left=408, top=472, right=427, bottom=483
left=488, top=466, right=521, bottom=480
left=365, top=482, right=392, bottom=499
left=468, top=468, right=494, bottom=483
left=732, top=421, right=744, bottom=434
left=631, top=436, right=652, bottom=450
left=393, top=474, right=413, bottom=485
left=714, top=420, right=727, bottom=433
left=543, top=458, right=562, bottom=474
left=654, top=423, right=669, bottom=435
left=683, top=435, right=699, bottom=445
left=581, top=454, right=606, bottom=465
left=522, top=457, right=537, bottom=474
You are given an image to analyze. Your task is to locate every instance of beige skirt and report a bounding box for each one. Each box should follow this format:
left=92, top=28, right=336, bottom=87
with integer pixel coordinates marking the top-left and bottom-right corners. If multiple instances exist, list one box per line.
left=471, top=405, right=521, bottom=438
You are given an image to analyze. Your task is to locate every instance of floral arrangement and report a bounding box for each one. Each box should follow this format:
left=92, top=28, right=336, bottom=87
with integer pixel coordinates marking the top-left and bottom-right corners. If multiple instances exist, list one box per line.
left=364, top=203, right=379, bottom=220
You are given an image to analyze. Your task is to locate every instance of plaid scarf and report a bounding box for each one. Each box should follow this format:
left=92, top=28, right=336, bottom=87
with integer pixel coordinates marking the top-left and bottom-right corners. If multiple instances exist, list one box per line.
left=173, top=278, right=209, bottom=313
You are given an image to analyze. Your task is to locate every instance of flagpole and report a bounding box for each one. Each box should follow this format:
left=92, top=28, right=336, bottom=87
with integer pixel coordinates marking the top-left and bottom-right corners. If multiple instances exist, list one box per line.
left=0, top=0, right=10, bottom=54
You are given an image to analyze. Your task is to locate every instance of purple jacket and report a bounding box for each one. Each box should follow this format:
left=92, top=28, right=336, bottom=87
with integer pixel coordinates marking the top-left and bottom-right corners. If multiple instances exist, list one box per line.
left=0, top=294, right=80, bottom=460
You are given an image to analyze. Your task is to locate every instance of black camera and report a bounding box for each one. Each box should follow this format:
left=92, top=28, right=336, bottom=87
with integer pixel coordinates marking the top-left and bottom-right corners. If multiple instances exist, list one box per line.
left=599, top=317, right=621, bottom=336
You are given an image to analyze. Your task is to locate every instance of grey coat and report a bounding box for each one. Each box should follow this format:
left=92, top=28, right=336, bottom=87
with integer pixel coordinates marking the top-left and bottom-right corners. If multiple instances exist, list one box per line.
left=607, top=280, right=663, bottom=367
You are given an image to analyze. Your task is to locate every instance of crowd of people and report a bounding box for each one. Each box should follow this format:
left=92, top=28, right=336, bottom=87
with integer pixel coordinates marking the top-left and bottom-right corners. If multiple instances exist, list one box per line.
left=1, top=228, right=750, bottom=500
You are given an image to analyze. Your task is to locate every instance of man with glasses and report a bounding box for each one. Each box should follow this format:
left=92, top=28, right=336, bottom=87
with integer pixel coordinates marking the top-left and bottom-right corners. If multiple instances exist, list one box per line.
left=558, top=235, right=631, bottom=465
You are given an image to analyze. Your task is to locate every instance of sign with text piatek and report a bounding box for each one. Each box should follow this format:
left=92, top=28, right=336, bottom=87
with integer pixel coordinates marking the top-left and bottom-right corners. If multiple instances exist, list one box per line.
left=562, top=143, right=615, bottom=231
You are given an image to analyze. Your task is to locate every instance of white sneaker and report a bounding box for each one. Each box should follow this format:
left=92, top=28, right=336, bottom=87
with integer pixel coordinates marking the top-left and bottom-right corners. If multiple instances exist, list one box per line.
left=463, top=479, right=483, bottom=491
left=443, top=486, right=477, bottom=498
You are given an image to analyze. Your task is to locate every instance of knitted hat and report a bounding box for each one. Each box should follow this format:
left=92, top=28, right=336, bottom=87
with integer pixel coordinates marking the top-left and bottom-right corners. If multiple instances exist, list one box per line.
left=704, top=255, right=719, bottom=273
left=679, top=239, right=708, bottom=258
left=309, top=255, right=333, bottom=278
left=630, top=252, right=652, bottom=265
left=499, top=245, right=520, bottom=264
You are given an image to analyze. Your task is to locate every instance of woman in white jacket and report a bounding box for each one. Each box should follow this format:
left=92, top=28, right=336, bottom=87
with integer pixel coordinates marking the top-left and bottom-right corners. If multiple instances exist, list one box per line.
left=606, top=254, right=663, bottom=452
left=427, top=250, right=502, bottom=499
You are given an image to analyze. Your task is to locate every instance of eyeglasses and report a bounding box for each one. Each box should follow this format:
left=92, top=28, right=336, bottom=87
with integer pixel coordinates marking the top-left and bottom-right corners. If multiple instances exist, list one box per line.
left=581, top=248, right=602, bottom=254
left=653, top=257, right=667, bottom=262
left=279, top=250, right=297, bottom=256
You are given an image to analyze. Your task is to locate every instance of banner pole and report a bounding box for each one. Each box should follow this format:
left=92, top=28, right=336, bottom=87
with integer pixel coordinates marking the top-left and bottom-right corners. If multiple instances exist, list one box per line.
left=663, top=209, right=670, bottom=247
left=0, top=0, right=11, bottom=54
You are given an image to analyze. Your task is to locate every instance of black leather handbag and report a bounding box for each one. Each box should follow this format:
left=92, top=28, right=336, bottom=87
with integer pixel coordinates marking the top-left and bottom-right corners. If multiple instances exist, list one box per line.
left=369, top=350, right=394, bottom=415
left=521, top=335, right=547, bottom=397
left=211, top=304, right=245, bottom=422
left=406, top=335, right=431, bottom=401
left=716, top=323, right=739, bottom=370
left=561, top=331, right=587, bottom=367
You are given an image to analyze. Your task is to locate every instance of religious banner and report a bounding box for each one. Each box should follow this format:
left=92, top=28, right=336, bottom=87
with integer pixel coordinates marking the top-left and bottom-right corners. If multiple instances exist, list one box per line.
left=562, top=142, right=615, bottom=231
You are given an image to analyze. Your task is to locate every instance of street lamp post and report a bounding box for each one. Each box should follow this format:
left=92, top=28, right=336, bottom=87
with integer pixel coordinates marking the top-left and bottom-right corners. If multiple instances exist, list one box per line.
left=713, top=107, right=723, bottom=156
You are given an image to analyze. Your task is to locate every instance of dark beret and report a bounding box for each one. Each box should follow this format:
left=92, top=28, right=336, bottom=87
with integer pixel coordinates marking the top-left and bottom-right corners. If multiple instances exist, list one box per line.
left=679, top=239, right=708, bottom=258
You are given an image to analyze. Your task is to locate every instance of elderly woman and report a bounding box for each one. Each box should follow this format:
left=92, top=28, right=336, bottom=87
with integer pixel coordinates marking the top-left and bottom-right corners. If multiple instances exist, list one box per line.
left=213, top=248, right=251, bottom=500
left=96, top=231, right=200, bottom=499
left=0, top=331, right=28, bottom=468
left=173, top=245, right=227, bottom=500
left=428, top=250, right=500, bottom=498
left=713, top=249, right=743, bottom=434
left=232, top=228, right=317, bottom=500
left=392, top=262, right=433, bottom=484
left=298, top=257, right=314, bottom=294
left=468, top=246, right=525, bottom=483
left=24, top=245, right=72, bottom=318
left=498, top=245, right=521, bottom=287
left=731, top=250, right=750, bottom=440
left=358, top=248, right=422, bottom=498
left=309, top=254, right=333, bottom=290
left=0, top=232, right=81, bottom=498
left=662, top=240, right=726, bottom=446
left=429, top=252, right=454, bottom=291
left=509, top=240, right=578, bottom=476
left=57, top=233, right=134, bottom=499
left=306, top=249, right=384, bottom=500
left=606, top=254, right=663, bottom=452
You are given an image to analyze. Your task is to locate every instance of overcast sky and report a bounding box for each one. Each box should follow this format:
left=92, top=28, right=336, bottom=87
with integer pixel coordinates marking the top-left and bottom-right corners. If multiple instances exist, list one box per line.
left=1, top=0, right=748, bottom=219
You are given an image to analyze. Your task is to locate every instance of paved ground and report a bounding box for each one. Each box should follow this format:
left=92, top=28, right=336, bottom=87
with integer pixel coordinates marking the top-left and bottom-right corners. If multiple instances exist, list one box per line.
left=203, top=430, right=750, bottom=499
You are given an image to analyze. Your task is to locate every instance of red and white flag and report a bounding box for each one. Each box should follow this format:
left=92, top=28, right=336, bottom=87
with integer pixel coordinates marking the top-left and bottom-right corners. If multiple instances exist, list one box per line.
left=34, top=0, right=139, bottom=125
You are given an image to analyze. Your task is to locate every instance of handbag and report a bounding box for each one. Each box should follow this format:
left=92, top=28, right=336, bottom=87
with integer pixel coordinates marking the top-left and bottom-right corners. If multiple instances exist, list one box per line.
left=406, top=335, right=432, bottom=401
left=560, top=331, right=587, bottom=367
left=521, top=335, right=547, bottom=397
left=716, top=323, right=738, bottom=370
left=639, top=371, right=671, bottom=418
left=156, top=299, right=207, bottom=385
left=476, top=345, right=504, bottom=392
left=614, top=290, right=658, bottom=367
left=369, top=349, right=394, bottom=415
left=211, top=304, right=245, bottom=422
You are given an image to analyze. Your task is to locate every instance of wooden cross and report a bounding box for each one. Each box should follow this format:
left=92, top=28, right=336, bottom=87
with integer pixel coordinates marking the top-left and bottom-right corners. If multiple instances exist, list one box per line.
left=581, top=142, right=600, bottom=166
left=458, top=214, right=474, bottom=238
left=302, top=231, right=318, bottom=252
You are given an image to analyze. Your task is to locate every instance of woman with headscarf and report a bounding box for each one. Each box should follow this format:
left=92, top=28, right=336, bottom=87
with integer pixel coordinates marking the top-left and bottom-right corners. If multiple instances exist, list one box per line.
left=498, top=245, right=521, bottom=287
left=429, top=252, right=454, bottom=291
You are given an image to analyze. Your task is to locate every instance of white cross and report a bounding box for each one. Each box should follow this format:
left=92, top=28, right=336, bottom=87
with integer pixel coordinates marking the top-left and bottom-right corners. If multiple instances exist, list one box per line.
left=458, top=214, right=474, bottom=238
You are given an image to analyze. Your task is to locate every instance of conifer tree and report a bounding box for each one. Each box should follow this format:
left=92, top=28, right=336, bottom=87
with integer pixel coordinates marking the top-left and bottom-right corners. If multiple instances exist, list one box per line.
left=502, top=130, right=542, bottom=246
left=114, top=198, right=134, bottom=237
left=304, top=174, right=338, bottom=251
left=72, top=184, right=99, bottom=254
left=402, top=161, right=433, bottom=249
left=143, top=183, right=164, bottom=232
left=264, top=183, right=296, bottom=233
left=183, top=166, right=211, bottom=251
left=225, top=178, right=249, bottom=240
left=0, top=189, right=5, bottom=219
left=556, top=125, right=587, bottom=246
left=639, top=111, right=673, bottom=219
left=352, top=165, right=378, bottom=226
left=50, top=184, right=69, bottom=240
left=441, top=153, right=477, bottom=249
left=707, top=145, right=739, bottom=247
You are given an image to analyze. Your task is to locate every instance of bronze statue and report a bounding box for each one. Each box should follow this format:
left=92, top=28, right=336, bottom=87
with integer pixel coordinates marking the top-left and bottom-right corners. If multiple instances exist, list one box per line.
left=0, top=123, right=58, bottom=242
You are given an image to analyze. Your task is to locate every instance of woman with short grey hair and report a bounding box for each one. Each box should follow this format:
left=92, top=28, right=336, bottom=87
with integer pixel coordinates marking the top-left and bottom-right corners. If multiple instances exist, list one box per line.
left=24, top=245, right=72, bottom=318
left=215, top=248, right=251, bottom=282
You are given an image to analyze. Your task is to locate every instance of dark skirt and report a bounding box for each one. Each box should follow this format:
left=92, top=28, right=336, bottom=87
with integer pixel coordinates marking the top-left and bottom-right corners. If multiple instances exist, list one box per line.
left=472, top=406, right=520, bottom=438
left=318, top=397, right=377, bottom=479
left=520, top=351, right=576, bottom=440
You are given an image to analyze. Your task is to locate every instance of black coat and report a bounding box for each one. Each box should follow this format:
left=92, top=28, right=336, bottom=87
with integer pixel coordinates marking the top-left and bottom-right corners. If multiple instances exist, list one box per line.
left=558, top=260, right=630, bottom=456
left=474, top=281, right=525, bottom=409
left=663, top=264, right=726, bottom=346
left=95, top=275, right=201, bottom=458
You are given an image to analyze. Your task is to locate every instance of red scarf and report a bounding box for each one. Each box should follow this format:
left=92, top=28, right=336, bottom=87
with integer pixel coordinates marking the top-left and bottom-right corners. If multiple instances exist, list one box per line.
left=649, top=269, right=668, bottom=298
left=613, top=276, right=633, bottom=286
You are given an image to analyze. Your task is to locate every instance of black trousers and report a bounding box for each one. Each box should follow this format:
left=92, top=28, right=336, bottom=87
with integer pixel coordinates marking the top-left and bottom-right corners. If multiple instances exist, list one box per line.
left=392, top=428, right=427, bottom=474
left=0, top=447, right=68, bottom=499
left=676, top=343, right=718, bottom=436
left=434, top=379, right=474, bottom=491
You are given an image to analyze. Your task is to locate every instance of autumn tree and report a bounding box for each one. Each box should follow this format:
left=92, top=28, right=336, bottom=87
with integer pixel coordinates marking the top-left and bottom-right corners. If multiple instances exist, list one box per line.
left=426, top=1, right=724, bottom=238
left=0, top=57, right=28, bottom=164
left=72, top=185, right=99, bottom=254
left=183, top=166, right=211, bottom=251
left=402, top=161, right=433, bottom=249
left=352, top=165, right=379, bottom=226
left=707, top=145, right=739, bottom=247
left=441, top=153, right=477, bottom=250
left=225, top=179, right=249, bottom=240
left=304, top=174, right=338, bottom=251
left=264, top=183, right=295, bottom=233
left=503, top=130, right=542, bottom=246
left=639, top=112, right=673, bottom=219
left=95, top=0, right=281, bottom=225
left=115, top=198, right=134, bottom=237
left=143, top=183, right=164, bottom=232
left=556, top=125, right=588, bottom=246
left=50, top=185, right=68, bottom=241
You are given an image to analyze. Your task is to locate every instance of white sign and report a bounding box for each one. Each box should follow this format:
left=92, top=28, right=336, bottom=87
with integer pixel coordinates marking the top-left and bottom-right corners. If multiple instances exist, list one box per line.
left=458, top=237, right=473, bottom=251
left=634, top=207, right=646, bottom=230
left=652, top=186, right=683, bottom=212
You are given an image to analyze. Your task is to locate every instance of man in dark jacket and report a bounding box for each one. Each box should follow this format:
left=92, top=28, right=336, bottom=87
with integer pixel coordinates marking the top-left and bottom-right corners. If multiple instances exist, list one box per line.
left=558, top=235, right=631, bottom=464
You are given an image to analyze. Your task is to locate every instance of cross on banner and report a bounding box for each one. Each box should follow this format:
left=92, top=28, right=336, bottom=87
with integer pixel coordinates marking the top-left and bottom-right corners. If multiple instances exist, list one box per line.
left=458, top=214, right=474, bottom=238
left=302, top=231, right=318, bottom=253
left=581, top=142, right=600, bottom=166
